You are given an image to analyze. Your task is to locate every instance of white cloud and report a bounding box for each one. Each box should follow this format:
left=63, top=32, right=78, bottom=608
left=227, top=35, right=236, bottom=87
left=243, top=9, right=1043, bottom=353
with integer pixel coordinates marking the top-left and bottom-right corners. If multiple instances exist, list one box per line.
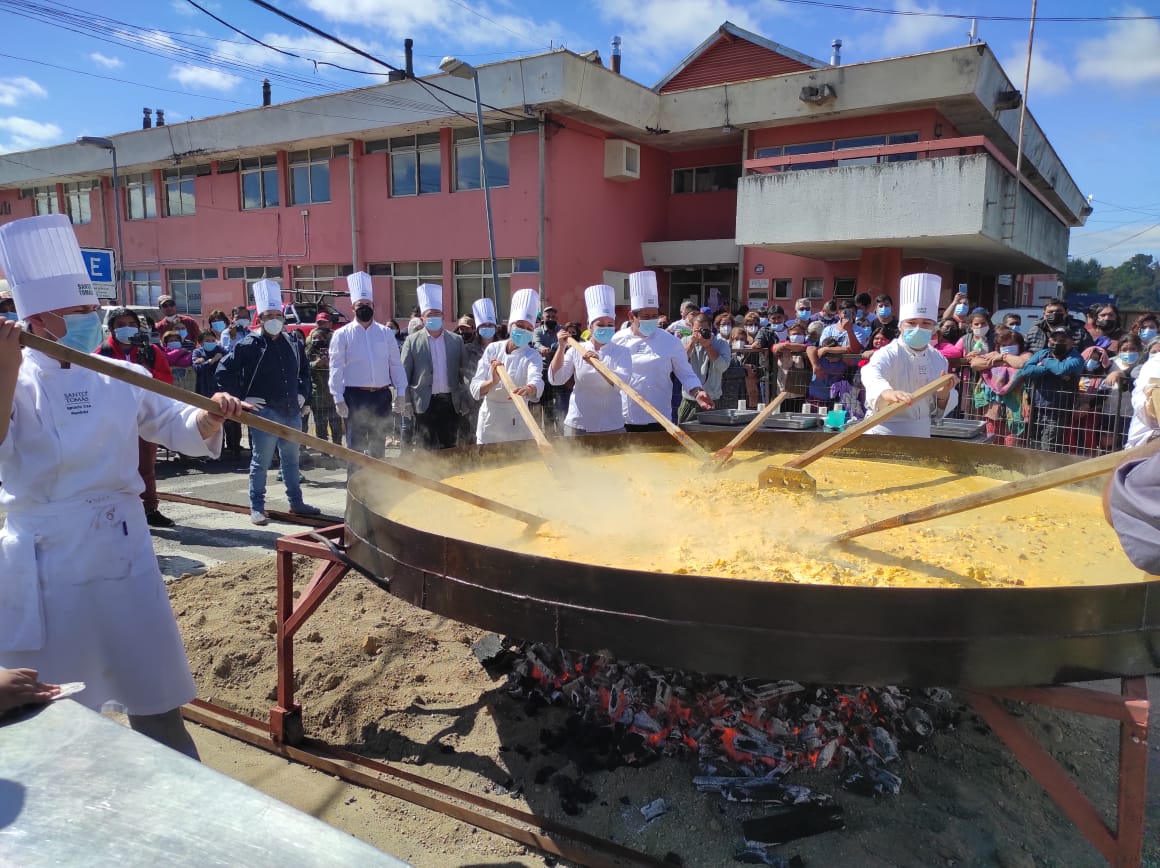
left=1075, top=10, right=1160, bottom=85
left=114, top=28, right=181, bottom=54
left=0, top=77, right=47, bottom=107
left=89, top=52, right=124, bottom=70
left=999, top=40, right=1072, bottom=97
left=170, top=65, right=242, bottom=91
left=877, top=0, right=960, bottom=54
left=212, top=31, right=387, bottom=74
left=0, top=116, right=63, bottom=153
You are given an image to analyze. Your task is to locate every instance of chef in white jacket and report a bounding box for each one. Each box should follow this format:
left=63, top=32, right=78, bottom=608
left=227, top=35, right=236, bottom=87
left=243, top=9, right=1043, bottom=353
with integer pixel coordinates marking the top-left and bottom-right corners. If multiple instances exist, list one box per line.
left=548, top=284, right=632, bottom=436
left=610, top=270, right=712, bottom=430
left=1125, top=352, right=1160, bottom=448
left=0, top=215, right=245, bottom=757
left=470, top=287, right=545, bottom=444
left=860, top=272, right=957, bottom=437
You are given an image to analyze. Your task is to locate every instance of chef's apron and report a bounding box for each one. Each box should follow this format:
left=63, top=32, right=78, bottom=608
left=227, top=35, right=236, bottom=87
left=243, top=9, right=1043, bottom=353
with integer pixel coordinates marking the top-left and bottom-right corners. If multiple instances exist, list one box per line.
left=0, top=360, right=195, bottom=716
left=476, top=393, right=533, bottom=445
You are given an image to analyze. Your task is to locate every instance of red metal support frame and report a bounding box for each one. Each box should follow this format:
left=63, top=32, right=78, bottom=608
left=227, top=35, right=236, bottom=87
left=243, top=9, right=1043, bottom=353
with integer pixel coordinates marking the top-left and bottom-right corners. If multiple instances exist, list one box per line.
left=270, top=524, right=351, bottom=744
left=968, top=679, right=1150, bottom=868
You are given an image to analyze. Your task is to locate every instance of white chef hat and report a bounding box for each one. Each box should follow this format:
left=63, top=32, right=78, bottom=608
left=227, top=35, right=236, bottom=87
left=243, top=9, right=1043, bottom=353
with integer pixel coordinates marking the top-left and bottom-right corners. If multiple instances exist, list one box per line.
left=508, top=288, right=540, bottom=326
left=898, top=273, right=942, bottom=322
left=416, top=283, right=443, bottom=314
left=628, top=270, right=659, bottom=311
left=584, top=284, right=616, bottom=324
left=472, top=297, right=497, bottom=326
left=347, top=271, right=373, bottom=305
left=0, top=215, right=97, bottom=320
left=252, top=278, right=283, bottom=314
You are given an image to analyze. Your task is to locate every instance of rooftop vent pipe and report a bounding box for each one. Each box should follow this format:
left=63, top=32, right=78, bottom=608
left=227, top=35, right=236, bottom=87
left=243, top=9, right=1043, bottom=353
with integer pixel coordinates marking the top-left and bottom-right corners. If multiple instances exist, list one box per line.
left=611, top=35, right=622, bottom=74
left=404, top=38, right=414, bottom=77
left=262, top=78, right=271, bottom=106
left=142, top=107, right=152, bottom=129
left=155, top=109, right=165, bottom=126
left=831, top=38, right=842, bottom=66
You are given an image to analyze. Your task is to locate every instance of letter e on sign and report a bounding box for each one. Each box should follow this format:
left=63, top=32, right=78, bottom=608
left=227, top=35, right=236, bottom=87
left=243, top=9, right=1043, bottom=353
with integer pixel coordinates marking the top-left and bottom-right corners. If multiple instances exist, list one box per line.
left=85, top=252, right=110, bottom=282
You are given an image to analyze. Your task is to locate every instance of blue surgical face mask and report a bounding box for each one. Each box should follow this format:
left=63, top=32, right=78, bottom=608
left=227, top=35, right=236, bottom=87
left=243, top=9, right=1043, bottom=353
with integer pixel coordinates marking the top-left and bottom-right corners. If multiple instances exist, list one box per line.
left=999, top=344, right=1019, bottom=355
left=1010, top=324, right=1021, bottom=333
left=424, top=316, right=443, bottom=333
left=902, top=327, right=932, bottom=350
left=211, top=320, right=226, bottom=333
left=166, top=341, right=181, bottom=350
left=3, top=312, right=17, bottom=321
left=113, top=325, right=140, bottom=344
left=854, top=325, right=872, bottom=345
left=954, top=303, right=968, bottom=316
left=1139, top=327, right=1157, bottom=342
left=509, top=326, right=534, bottom=348
left=592, top=325, right=616, bottom=344
left=58, top=311, right=103, bottom=353
left=1085, top=357, right=1101, bottom=372
left=797, top=309, right=810, bottom=321
left=179, top=329, right=188, bottom=339
left=1119, top=352, right=1140, bottom=366
left=759, top=317, right=769, bottom=328
left=478, top=326, right=496, bottom=340
left=203, top=342, right=218, bottom=353
left=877, top=305, right=891, bottom=318
left=636, top=318, right=659, bottom=337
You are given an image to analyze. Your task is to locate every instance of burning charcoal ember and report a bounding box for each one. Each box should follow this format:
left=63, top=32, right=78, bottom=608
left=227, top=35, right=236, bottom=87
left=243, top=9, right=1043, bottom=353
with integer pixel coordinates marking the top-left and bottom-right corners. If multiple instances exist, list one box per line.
left=868, top=727, right=900, bottom=763
left=841, top=761, right=902, bottom=797
left=816, top=739, right=839, bottom=770
left=632, top=710, right=663, bottom=733
left=742, top=803, right=845, bottom=845
left=734, top=848, right=806, bottom=867
left=640, top=797, right=668, bottom=822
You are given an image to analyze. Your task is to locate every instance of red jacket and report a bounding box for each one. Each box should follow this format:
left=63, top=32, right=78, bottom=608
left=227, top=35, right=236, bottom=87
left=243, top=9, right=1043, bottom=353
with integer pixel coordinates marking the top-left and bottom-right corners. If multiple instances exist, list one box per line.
left=96, top=335, right=174, bottom=385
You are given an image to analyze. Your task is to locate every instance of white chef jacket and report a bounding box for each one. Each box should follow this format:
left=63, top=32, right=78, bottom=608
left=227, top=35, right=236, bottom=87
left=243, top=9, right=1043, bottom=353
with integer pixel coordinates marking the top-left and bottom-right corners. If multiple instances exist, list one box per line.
left=1126, top=354, right=1160, bottom=448
left=860, top=339, right=954, bottom=438
left=327, top=320, right=408, bottom=400
left=549, top=340, right=632, bottom=433
left=0, top=350, right=219, bottom=715
left=610, top=327, right=704, bottom=426
left=469, top=341, right=544, bottom=444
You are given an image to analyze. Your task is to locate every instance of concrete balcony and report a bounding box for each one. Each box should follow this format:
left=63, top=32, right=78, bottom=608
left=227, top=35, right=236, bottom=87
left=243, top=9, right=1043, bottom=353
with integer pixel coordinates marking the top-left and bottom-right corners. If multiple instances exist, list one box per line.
left=735, top=138, right=1072, bottom=273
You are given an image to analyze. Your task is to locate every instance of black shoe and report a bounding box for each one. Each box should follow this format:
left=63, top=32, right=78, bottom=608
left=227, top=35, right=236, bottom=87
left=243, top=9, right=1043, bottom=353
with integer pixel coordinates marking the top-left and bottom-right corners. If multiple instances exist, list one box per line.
left=289, top=503, right=321, bottom=517
left=146, top=510, right=175, bottom=528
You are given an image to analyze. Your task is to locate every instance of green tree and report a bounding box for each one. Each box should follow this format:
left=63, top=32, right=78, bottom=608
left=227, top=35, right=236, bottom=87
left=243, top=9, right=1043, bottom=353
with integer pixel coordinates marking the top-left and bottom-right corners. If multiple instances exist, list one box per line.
left=1096, top=254, right=1160, bottom=310
left=1064, top=257, right=1103, bottom=294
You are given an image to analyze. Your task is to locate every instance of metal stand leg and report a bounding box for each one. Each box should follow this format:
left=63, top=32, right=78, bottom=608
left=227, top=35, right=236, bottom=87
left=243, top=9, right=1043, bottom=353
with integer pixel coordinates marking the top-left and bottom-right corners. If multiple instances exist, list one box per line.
left=270, top=524, right=351, bottom=745
left=968, top=678, right=1149, bottom=868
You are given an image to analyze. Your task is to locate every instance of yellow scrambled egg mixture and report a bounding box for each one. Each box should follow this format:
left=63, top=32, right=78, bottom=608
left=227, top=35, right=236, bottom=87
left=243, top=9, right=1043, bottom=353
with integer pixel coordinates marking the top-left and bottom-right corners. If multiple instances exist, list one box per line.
left=382, top=450, right=1148, bottom=590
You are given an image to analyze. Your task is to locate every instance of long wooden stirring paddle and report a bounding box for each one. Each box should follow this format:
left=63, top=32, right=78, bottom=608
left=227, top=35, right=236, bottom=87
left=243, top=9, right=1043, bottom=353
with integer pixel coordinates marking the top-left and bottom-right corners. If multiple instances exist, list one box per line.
left=493, top=361, right=569, bottom=477
left=709, top=391, right=790, bottom=469
left=18, top=331, right=547, bottom=532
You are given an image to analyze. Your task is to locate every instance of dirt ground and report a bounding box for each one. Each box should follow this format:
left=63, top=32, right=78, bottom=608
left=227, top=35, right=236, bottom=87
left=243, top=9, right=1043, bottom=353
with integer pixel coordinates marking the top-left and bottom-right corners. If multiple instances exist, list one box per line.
left=170, top=557, right=1160, bottom=868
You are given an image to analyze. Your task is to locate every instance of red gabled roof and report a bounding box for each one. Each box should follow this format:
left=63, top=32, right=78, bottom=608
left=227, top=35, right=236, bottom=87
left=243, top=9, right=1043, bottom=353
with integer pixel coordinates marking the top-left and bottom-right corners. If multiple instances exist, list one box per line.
left=656, top=22, right=826, bottom=94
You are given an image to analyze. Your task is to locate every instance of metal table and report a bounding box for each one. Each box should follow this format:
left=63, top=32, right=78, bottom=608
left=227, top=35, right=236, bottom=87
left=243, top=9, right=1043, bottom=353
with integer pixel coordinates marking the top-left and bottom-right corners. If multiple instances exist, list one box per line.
left=0, top=700, right=408, bottom=867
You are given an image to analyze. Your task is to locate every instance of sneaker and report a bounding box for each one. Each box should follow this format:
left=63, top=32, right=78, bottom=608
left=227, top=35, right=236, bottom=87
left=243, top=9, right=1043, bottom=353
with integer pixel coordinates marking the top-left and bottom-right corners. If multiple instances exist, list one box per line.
left=146, top=510, right=176, bottom=528
left=250, top=510, right=270, bottom=526
left=289, top=503, right=321, bottom=517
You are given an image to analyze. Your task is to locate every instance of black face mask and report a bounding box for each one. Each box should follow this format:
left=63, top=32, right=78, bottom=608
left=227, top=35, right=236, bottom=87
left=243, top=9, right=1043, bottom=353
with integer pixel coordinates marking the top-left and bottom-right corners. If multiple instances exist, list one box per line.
left=1096, top=318, right=1116, bottom=330
left=355, top=306, right=374, bottom=323
left=1051, top=342, right=1069, bottom=358
left=1046, top=311, right=1066, bottom=326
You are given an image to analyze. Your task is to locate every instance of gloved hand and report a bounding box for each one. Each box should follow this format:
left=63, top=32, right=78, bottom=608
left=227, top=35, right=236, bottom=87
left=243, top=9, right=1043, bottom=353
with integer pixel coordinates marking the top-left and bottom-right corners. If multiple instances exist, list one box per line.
left=297, top=393, right=306, bottom=409
left=246, top=397, right=267, bottom=410
left=335, top=401, right=349, bottom=419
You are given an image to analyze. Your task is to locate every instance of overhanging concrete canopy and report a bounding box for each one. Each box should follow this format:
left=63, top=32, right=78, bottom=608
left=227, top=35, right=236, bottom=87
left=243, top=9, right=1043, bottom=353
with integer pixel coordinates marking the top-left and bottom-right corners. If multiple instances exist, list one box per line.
left=642, top=238, right=739, bottom=267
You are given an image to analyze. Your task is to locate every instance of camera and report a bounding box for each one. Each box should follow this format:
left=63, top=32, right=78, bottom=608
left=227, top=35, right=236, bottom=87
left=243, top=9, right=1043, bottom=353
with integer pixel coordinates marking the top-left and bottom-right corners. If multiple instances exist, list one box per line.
left=127, top=331, right=151, bottom=346
left=698, top=327, right=712, bottom=339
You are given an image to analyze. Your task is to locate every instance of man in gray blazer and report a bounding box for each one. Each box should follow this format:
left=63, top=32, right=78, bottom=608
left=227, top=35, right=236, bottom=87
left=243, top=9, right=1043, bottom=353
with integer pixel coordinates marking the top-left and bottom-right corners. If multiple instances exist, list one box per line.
left=401, top=285, right=470, bottom=449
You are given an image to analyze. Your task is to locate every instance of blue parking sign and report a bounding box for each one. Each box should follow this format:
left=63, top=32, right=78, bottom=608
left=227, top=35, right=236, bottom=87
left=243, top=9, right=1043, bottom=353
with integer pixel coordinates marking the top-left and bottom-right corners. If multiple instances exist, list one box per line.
left=80, top=247, right=117, bottom=300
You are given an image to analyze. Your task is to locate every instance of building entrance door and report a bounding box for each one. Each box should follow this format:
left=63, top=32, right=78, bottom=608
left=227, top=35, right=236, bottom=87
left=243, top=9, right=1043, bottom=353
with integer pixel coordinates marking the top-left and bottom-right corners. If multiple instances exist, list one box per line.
left=703, top=284, right=732, bottom=315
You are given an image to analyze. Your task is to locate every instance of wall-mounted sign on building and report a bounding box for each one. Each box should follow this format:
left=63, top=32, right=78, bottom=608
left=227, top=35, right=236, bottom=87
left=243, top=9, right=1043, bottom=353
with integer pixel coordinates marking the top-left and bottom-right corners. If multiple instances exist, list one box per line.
left=80, top=247, right=116, bottom=300
left=754, top=264, right=765, bottom=274
left=749, top=278, right=770, bottom=289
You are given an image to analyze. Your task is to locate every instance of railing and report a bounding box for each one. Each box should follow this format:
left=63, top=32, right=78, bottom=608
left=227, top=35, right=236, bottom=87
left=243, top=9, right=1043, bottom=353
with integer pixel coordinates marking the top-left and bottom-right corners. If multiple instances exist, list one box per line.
left=741, top=135, right=1073, bottom=229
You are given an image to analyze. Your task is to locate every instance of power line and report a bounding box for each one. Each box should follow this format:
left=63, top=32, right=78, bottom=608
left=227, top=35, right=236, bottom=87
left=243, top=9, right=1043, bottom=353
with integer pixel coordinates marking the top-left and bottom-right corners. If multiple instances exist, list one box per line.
left=443, top=0, right=546, bottom=49
left=1074, top=221, right=1160, bottom=258
left=772, top=0, right=1159, bottom=21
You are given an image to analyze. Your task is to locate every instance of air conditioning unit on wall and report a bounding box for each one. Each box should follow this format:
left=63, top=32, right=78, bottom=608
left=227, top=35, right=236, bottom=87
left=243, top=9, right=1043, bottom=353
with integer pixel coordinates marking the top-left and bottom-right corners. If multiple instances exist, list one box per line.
left=604, top=140, right=641, bottom=182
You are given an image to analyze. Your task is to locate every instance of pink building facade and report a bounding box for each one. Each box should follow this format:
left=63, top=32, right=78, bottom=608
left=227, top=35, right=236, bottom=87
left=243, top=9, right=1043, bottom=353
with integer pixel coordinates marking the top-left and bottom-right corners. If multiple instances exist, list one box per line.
left=0, top=23, right=1087, bottom=327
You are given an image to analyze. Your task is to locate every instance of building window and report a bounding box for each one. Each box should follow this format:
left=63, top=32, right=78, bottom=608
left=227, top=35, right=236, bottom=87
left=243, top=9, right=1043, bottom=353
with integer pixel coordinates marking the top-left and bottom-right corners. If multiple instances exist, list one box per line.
left=833, top=277, right=857, bottom=298
left=387, top=260, right=444, bottom=319
left=63, top=181, right=94, bottom=225
left=454, top=126, right=510, bottom=191
left=165, top=267, right=217, bottom=315
left=128, top=269, right=163, bottom=306
left=373, top=133, right=441, bottom=197
left=755, top=131, right=922, bottom=170
left=672, top=164, right=743, bottom=194
left=291, top=263, right=353, bottom=297
left=455, top=258, right=513, bottom=319
left=124, top=172, right=157, bottom=220
left=803, top=278, right=825, bottom=299
left=513, top=258, right=540, bottom=273
left=25, top=185, right=59, bottom=216
left=163, top=166, right=206, bottom=217
left=241, top=155, right=279, bottom=210
left=225, top=265, right=284, bottom=283
left=773, top=278, right=792, bottom=300
left=289, top=147, right=346, bottom=205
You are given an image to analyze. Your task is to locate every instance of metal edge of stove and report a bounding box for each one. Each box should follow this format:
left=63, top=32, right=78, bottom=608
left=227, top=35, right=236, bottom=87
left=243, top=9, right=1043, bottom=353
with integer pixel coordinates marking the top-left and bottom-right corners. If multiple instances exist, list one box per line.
left=345, top=432, right=1160, bottom=688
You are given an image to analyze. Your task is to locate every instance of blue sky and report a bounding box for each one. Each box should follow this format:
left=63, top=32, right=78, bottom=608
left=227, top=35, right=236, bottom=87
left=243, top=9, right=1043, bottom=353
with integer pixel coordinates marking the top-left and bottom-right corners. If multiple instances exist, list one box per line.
left=1, top=0, right=1158, bottom=265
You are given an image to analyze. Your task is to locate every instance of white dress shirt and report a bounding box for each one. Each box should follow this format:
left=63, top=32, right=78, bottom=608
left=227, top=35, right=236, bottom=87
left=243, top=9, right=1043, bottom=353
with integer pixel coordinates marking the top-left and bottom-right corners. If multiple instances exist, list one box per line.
left=610, top=327, right=704, bottom=425
left=428, top=332, right=450, bottom=394
left=327, top=320, right=408, bottom=400
left=549, top=340, right=632, bottom=433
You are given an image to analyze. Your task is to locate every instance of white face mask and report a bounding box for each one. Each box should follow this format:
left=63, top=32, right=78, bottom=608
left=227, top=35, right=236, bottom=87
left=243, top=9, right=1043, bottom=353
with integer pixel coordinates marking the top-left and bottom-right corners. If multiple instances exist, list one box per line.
left=263, top=318, right=284, bottom=336
left=972, top=325, right=989, bottom=337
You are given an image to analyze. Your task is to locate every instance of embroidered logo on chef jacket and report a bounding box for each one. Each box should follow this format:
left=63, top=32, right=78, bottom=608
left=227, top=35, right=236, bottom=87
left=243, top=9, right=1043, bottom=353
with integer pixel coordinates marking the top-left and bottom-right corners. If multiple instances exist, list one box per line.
left=63, top=389, right=92, bottom=416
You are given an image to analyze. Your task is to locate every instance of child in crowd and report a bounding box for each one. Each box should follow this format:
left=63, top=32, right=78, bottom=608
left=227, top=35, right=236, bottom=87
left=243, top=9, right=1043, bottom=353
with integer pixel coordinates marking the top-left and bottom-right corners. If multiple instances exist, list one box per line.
left=971, top=324, right=1027, bottom=445
left=160, top=328, right=194, bottom=390
left=192, top=329, right=226, bottom=397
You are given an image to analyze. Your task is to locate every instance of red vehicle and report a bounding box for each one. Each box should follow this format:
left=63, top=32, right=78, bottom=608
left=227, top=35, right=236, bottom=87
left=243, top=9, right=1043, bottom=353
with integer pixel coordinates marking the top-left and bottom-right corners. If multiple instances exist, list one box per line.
left=247, top=299, right=348, bottom=339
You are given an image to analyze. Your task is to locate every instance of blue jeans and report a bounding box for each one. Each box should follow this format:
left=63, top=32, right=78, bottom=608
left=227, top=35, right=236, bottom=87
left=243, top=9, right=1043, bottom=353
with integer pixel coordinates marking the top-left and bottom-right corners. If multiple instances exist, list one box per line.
left=249, top=406, right=304, bottom=512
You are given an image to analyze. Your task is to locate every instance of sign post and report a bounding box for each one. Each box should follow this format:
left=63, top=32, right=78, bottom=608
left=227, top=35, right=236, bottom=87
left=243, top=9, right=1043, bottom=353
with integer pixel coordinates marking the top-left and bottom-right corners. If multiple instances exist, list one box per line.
left=80, top=247, right=117, bottom=302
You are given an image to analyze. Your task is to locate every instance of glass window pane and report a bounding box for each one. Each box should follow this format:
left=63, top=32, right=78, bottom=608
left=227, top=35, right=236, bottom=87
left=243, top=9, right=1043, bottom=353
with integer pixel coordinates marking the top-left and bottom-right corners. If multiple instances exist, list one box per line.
left=144, top=182, right=157, bottom=218
left=785, top=141, right=834, bottom=155
left=393, top=279, right=418, bottom=319
left=242, top=172, right=262, bottom=209
left=393, top=262, right=417, bottom=277
left=456, top=143, right=480, bottom=191
left=484, top=139, right=509, bottom=187
left=418, top=151, right=441, bottom=194
left=310, top=163, right=330, bottom=202
left=754, top=146, right=781, bottom=158
left=291, top=166, right=309, bottom=204
left=836, top=135, right=886, bottom=150
left=263, top=168, right=279, bottom=207
left=673, top=169, right=694, bottom=194
left=391, top=152, right=417, bottom=196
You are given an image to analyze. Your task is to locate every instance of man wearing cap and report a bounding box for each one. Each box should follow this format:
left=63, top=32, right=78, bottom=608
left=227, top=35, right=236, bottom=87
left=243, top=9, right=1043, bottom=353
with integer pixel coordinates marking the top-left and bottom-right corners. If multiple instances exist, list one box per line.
left=470, top=288, right=544, bottom=444
left=0, top=214, right=245, bottom=757
left=667, top=301, right=699, bottom=338
left=327, top=272, right=407, bottom=460
left=216, top=279, right=320, bottom=524
left=1011, top=325, right=1083, bottom=452
left=611, top=270, right=713, bottom=430
left=861, top=273, right=957, bottom=437
left=305, top=312, right=343, bottom=448
left=401, top=283, right=469, bottom=449
left=549, top=284, right=632, bottom=435
left=157, top=294, right=200, bottom=348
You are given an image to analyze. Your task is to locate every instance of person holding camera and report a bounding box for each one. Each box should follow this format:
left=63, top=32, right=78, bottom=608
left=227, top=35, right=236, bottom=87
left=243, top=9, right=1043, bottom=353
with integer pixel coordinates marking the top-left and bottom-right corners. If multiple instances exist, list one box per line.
left=97, top=306, right=176, bottom=528
left=679, top=312, right=730, bottom=423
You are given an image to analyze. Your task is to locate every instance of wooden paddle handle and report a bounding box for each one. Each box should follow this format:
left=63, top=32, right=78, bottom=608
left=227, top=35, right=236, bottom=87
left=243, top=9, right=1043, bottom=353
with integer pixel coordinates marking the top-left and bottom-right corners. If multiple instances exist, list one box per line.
left=493, top=362, right=554, bottom=452
left=564, top=336, right=711, bottom=461
left=17, top=331, right=544, bottom=529
left=785, top=373, right=958, bottom=470
left=832, top=435, right=1160, bottom=543
left=713, top=392, right=791, bottom=463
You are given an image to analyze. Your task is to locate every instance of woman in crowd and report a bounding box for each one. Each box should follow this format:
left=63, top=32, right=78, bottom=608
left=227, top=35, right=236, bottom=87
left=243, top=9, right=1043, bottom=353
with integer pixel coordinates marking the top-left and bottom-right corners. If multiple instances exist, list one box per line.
left=207, top=309, right=231, bottom=350
left=714, top=312, right=735, bottom=344
left=932, top=318, right=964, bottom=361
left=549, top=285, right=631, bottom=436
left=1091, top=304, right=1125, bottom=354
left=1131, top=313, right=1159, bottom=351
left=957, top=311, right=995, bottom=359
left=806, top=336, right=851, bottom=412
left=970, top=325, right=1029, bottom=445
left=470, top=288, right=545, bottom=444
left=773, top=317, right=813, bottom=412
